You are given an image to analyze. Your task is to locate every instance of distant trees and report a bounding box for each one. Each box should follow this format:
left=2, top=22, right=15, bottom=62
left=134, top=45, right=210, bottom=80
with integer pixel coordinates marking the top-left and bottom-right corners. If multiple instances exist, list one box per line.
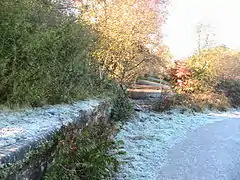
left=187, top=23, right=240, bottom=83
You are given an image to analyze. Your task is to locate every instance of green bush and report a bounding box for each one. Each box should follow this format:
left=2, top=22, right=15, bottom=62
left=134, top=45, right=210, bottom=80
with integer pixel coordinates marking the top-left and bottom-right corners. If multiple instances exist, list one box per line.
left=110, top=89, right=134, bottom=122
left=44, top=122, right=125, bottom=180
left=0, top=0, right=113, bottom=108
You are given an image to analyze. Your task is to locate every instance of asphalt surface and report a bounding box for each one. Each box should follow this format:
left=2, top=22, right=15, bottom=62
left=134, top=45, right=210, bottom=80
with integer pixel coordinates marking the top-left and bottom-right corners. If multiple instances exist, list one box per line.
left=158, top=114, right=240, bottom=180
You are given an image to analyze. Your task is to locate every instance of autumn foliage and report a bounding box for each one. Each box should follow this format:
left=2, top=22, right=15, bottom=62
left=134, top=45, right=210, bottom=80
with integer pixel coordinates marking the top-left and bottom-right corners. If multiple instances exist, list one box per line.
left=79, top=0, right=170, bottom=85
left=167, top=61, right=201, bottom=93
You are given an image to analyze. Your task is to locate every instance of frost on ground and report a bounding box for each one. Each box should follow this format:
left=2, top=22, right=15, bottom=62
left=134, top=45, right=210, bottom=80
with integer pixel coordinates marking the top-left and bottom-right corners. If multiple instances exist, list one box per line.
left=0, top=100, right=101, bottom=162
left=115, top=108, right=240, bottom=180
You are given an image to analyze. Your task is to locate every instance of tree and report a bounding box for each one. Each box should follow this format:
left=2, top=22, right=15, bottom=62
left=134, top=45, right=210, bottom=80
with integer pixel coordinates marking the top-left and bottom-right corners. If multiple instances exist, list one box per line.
left=79, top=0, right=170, bottom=85
left=195, top=23, right=216, bottom=53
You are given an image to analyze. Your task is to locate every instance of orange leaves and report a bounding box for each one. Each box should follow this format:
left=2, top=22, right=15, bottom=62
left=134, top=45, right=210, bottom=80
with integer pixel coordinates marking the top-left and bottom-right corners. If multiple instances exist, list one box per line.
left=169, top=61, right=192, bottom=81
left=168, top=61, right=201, bottom=93
left=175, top=67, right=192, bottom=79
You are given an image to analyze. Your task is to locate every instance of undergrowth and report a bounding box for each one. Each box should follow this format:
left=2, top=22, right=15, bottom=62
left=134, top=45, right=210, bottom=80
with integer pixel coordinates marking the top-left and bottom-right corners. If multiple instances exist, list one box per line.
left=174, top=91, right=230, bottom=112
left=156, top=61, right=232, bottom=112
left=216, top=79, right=240, bottom=108
left=110, top=89, right=134, bottom=123
left=44, top=122, right=126, bottom=180
left=153, top=91, right=230, bottom=112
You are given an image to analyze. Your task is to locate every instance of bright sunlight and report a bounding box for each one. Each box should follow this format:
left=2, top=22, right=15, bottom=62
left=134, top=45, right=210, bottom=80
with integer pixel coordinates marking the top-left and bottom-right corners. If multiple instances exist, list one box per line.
left=163, top=0, right=240, bottom=59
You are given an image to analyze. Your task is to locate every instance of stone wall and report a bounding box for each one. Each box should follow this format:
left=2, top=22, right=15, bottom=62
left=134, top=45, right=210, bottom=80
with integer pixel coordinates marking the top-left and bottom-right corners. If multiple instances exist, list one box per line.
left=0, top=100, right=111, bottom=180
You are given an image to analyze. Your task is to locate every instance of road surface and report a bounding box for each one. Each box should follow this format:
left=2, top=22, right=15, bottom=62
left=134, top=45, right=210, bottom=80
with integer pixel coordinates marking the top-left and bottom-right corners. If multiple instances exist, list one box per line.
left=158, top=114, right=240, bottom=180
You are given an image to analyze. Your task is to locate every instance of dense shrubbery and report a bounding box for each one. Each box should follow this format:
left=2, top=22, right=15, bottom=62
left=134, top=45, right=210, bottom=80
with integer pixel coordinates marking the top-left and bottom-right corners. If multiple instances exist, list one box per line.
left=186, top=46, right=239, bottom=84
left=0, top=0, right=115, bottom=108
left=44, top=122, right=125, bottom=180
left=163, top=55, right=235, bottom=111
left=175, top=91, right=230, bottom=112
left=110, top=89, right=134, bottom=122
left=153, top=91, right=230, bottom=112
left=166, top=61, right=202, bottom=93
left=159, top=44, right=240, bottom=112
left=216, top=79, right=240, bottom=108
left=186, top=46, right=240, bottom=109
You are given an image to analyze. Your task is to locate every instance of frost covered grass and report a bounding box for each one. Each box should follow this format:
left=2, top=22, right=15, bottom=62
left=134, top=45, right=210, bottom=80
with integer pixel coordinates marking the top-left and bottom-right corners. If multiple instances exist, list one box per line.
left=115, top=108, right=240, bottom=180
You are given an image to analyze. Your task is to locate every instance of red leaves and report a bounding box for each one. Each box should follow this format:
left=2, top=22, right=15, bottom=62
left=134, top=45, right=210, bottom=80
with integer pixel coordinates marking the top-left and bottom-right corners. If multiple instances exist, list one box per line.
left=169, top=61, right=192, bottom=81
left=168, top=61, right=200, bottom=93
left=175, top=67, right=192, bottom=78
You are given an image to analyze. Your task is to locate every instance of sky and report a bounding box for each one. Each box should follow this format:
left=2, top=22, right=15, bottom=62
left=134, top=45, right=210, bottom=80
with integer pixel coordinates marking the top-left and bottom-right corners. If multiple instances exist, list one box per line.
left=162, top=0, right=240, bottom=59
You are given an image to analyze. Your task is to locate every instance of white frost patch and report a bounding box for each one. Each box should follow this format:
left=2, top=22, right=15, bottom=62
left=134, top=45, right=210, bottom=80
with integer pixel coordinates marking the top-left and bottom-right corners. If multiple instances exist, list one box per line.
left=209, top=110, right=240, bottom=118
left=0, top=100, right=101, bottom=153
left=0, top=128, right=24, bottom=138
left=115, top=109, right=240, bottom=180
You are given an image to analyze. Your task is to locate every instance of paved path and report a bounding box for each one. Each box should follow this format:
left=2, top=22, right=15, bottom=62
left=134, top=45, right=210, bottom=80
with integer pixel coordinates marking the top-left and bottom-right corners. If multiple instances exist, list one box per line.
left=158, top=115, right=240, bottom=180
